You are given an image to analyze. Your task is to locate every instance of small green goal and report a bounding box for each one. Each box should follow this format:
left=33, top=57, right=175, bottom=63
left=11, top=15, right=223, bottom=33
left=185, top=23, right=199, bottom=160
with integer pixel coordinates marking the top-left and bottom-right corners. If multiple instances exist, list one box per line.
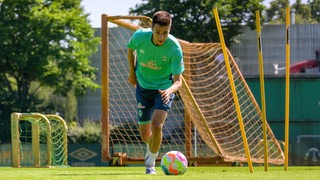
left=11, top=113, right=68, bottom=167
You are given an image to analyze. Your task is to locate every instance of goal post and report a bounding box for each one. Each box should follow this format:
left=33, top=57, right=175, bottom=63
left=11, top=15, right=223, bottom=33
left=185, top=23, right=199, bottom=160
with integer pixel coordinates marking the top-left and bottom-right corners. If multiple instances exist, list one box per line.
left=11, top=113, right=68, bottom=167
left=11, top=113, right=51, bottom=167
left=101, top=14, right=284, bottom=166
left=46, top=114, right=68, bottom=166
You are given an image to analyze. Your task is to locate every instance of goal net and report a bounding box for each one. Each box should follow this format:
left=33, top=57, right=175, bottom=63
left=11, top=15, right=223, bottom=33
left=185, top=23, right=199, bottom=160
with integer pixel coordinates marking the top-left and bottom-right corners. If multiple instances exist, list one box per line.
left=101, top=15, right=284, bottom=165
left=11, top=113, right=68, bottom=167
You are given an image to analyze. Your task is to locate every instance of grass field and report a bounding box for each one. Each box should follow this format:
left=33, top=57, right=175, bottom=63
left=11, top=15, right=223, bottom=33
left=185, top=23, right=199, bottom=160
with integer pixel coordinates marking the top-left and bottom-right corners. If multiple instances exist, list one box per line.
left=1, top=166, right=320, bottom=180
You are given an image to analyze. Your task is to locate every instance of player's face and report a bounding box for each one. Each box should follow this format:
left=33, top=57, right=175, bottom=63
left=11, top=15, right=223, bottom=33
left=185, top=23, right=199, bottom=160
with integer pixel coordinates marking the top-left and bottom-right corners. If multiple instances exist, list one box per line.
left=152, top=24, right=170, bottom=46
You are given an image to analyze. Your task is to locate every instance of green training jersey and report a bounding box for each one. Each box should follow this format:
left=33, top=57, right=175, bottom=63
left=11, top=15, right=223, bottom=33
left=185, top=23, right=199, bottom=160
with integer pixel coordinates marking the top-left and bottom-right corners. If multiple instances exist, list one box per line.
left=127, top=28, right=184, bottom=90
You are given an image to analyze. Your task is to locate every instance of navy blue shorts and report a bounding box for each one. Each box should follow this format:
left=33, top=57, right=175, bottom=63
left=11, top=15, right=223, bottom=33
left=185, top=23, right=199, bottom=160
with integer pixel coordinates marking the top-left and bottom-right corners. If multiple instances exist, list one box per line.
left=136, top=84, right=175, bottom=125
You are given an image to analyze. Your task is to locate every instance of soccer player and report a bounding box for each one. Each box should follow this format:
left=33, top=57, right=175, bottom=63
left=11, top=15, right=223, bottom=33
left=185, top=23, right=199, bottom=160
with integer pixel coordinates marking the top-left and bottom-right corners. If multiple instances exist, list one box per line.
left=126, top=11, right=184, bottom=174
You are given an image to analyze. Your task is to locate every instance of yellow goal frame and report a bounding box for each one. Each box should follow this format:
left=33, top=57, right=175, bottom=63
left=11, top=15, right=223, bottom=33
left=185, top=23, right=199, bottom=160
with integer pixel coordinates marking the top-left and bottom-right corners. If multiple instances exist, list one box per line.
left=11, top=112, right=68, bottom=167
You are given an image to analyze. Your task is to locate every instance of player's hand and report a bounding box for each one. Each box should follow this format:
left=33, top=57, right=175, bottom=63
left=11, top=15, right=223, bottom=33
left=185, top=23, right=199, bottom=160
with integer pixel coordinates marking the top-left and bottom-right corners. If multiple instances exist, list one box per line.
left=128, top=72, right=137, bottom=87
left=158, top=89, right=171, bottom=104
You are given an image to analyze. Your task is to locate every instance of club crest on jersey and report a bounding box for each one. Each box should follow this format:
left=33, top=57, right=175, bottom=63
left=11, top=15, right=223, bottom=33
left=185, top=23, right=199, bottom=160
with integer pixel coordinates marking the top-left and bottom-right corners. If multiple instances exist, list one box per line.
left=162, top=56, right=167, bottom=62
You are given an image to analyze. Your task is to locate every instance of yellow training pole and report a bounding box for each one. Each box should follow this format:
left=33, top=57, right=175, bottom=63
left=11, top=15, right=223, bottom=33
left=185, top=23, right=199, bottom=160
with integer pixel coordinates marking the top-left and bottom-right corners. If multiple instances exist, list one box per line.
left=284, top=5, right=291, bottom=171
left=213, top=7, right=253, bottom=173
left=255, top=10, right=268, bottom=171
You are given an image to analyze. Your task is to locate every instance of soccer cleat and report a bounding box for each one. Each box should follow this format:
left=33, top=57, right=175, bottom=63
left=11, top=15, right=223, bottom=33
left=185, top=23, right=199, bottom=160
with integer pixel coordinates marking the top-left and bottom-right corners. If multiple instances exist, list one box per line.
left=146, top=167, right=156, bottom=174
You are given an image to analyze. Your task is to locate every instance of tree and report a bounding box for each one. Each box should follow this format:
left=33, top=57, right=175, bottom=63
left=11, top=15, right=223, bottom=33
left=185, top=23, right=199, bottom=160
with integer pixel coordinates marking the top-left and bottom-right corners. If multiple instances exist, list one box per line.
left=129, top=0, right=264, bottom=45
left=309, top=0, right=320, bottom=22
left=265, top=0, right=317, bottom=24
left=0, top=0, right=99, bottom=143
left=265, top=0, right=289, bottom=24
left=293, top=0, right=317, bottom=23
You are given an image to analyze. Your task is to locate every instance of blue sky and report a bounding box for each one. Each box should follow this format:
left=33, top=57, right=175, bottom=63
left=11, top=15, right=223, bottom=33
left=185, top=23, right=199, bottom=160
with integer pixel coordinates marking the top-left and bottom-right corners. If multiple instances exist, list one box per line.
left=81, top=0, right=307, bottom=28
left=81, top=0, right=143, bottom=28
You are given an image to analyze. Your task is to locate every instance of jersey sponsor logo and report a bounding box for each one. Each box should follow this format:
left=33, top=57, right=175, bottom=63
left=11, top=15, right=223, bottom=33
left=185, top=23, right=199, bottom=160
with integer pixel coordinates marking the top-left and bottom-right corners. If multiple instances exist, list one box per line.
left=140, top=60, right=162, bottom=70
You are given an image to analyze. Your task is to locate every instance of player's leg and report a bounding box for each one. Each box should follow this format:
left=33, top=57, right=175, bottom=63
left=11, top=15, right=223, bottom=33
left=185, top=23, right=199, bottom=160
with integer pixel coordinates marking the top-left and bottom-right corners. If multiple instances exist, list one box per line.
left=145, top=92, right=175, bottom=174
left=139, top=123, right=151, bottom=144
left=149, top=92, right=175, bottom=153
left=139, top=122, right=157, bottom=174
left=135, top=84, right=158, bottom=174
left=144, top=110, right=167, bottom=174
left=148, top=109, right=167, bottom=153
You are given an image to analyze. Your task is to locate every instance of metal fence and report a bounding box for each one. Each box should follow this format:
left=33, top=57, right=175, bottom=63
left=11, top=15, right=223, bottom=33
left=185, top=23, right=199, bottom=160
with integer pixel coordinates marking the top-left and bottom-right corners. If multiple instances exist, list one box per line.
left=230, top=24, right=320, bottom=76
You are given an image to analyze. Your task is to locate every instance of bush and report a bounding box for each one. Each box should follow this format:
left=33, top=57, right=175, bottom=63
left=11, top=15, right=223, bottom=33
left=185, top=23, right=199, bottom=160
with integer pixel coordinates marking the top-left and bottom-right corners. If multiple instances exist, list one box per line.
left=67, top=120, right=101, bottom=144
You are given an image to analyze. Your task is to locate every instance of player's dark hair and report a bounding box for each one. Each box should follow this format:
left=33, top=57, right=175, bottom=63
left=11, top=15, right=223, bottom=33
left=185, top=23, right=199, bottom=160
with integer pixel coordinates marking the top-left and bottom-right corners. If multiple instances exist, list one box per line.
left=152, top=11, right=172, bottom=27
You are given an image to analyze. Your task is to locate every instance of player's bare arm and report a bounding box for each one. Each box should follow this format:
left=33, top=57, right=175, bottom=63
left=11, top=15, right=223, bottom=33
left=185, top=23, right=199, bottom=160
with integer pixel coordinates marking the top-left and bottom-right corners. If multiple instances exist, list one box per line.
left=127, top=48, right=137, bottom=87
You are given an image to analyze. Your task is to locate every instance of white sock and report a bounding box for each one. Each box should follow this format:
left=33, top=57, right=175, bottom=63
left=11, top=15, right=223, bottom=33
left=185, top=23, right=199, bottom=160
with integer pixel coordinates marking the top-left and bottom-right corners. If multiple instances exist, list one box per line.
left=150, top=152, right=158, bottom=161
left=146, top=149, right=158, bottom=167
